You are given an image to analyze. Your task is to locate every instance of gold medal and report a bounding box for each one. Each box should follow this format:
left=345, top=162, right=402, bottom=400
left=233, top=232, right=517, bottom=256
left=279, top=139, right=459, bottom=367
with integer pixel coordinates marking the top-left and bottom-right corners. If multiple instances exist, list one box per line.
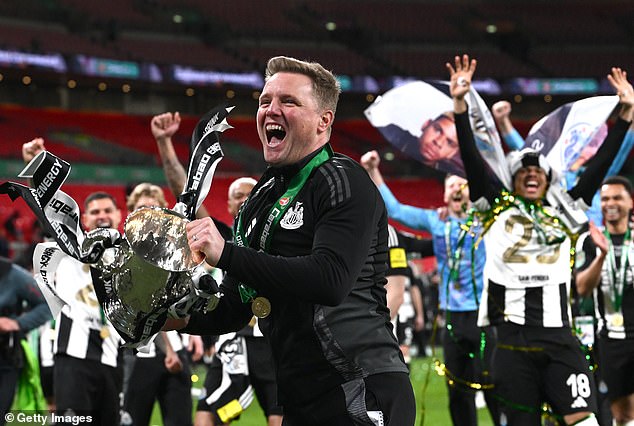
left=251, top=297, right=271, bottom=318
left=100, top=326, right=111, bottom=339
left=611, top=313, right=624, bottom=327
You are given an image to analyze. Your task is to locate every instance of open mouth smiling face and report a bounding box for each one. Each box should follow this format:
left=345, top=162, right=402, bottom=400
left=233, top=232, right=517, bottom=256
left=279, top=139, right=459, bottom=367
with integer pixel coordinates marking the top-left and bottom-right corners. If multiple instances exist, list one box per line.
left=448, top=188, right=469, bottom=214
left=443, top=176, right=469, bottom=214
left=600, top=184, right=633, bottom=223
left=451, top=191, right=463, bottom=202
left=524, top=178, right=540, bottom=191
left=265, top=123, right=287, bottom=147
left=603, top=206, right=622, bottom=221
left=257, top=71, right=334, bottom=167
left=514, top=166, right=547, bottom=200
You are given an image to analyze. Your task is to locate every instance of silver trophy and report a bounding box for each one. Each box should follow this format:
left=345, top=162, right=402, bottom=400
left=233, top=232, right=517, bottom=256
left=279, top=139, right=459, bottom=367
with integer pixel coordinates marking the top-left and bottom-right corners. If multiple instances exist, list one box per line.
left=0, top=104, right=236, bottom=347
left=84, top=207, right=215, bottom=346
left=84, top=105, right=233, bottom=345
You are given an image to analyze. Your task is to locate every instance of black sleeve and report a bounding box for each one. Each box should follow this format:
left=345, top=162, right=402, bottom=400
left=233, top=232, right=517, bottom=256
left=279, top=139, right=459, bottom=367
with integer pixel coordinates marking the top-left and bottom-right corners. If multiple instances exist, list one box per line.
left=569, top=118, right=631, bottom=205
left=201, top=335, right=218, bottom=349
left=386, top=227, right=432, bottom=276
left=386, top=229, right=408, bottom=277
left=575, top=231, right=598, bottom=273
left=212, top=217, right=234, bottom=241
left=216, top=166, right=384, bottom=307
left=182, top=274, right=253, bottom=336
left=400, top=233, right=434, bottom=258
left=455, top=110, right=500, bottom=204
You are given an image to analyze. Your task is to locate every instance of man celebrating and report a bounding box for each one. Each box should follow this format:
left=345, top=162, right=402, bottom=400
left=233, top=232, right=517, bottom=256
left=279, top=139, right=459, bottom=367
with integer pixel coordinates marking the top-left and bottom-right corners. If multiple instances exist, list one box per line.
left=150, top=108, right=283, bottom=426
left=577, top=176, right=634, bottom=426
left=53, top=192, right=124, bottom=423
left=166, top=56, right=415, bottom=425
left=448, top=54, right=633, bottom=425
left=361, top=150, right=497, bottom=426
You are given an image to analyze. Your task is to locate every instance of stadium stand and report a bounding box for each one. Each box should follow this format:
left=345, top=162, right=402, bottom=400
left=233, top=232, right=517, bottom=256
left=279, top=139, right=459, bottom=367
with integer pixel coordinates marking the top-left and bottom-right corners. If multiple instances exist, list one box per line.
left=0, top=0, right=633, bottom=262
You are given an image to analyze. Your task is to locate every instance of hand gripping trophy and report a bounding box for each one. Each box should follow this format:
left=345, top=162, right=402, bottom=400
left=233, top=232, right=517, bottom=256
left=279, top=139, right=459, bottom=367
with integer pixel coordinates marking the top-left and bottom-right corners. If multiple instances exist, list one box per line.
left=0, top=104, right=234, bottom=347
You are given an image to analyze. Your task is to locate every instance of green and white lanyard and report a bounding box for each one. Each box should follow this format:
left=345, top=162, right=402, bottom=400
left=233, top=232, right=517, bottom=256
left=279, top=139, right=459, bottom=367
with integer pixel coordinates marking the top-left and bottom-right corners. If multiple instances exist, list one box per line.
left=234, top=145, right=334, bottom=310
left=443, top=213, right=480, bottom=302
left=445, top=220, right=468, bottom=288
left=443, top=215, right=485, bottom=363
left=99, top=306, right=110, bottom=339
left=604, top=228, right=632, bottom=312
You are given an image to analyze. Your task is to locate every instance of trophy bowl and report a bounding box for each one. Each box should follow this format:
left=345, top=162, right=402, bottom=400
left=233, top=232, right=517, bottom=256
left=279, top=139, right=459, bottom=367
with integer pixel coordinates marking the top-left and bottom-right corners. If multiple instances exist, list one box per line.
left=124, top=207, right=202, bottom=272
left=86, top=207, right=204, bottom=345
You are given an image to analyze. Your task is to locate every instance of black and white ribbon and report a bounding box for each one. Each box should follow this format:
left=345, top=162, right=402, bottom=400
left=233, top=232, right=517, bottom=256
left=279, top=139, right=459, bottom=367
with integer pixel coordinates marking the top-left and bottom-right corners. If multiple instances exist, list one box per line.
left=0, top=151, right=116, bottom=315
left=175, top=104, right=233, bottom=220
left=0, top=105, right=233, bottom=342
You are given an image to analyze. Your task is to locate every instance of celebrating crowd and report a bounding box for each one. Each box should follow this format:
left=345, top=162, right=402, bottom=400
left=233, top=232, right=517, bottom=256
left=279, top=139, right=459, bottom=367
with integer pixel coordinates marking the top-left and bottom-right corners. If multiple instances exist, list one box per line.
left=1, top=53, right=634, bottom=426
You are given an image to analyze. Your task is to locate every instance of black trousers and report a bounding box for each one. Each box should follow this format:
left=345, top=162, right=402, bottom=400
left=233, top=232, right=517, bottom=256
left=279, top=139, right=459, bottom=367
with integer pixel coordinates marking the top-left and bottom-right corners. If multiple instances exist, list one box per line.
left=0, top=368, right=20, bottom=419
left=54, top=355, right=122, bottom=425
left=492, top=324, right=598, bottom=426
left=282, top=372, right=415, bottom=426
left=123, top=351, right=192, bottom=426
left=442, top=310, right=499, bottom=426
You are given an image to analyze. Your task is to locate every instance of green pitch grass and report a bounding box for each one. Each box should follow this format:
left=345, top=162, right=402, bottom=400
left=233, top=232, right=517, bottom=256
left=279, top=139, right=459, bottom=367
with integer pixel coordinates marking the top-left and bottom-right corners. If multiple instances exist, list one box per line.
left=151, top=356, right=495, bottom=426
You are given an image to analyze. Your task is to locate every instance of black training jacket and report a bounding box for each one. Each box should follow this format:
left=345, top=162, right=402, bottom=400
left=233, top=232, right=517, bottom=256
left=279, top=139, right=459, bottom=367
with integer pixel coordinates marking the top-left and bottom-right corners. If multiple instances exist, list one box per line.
left=183, top=144, right=408, bottom=414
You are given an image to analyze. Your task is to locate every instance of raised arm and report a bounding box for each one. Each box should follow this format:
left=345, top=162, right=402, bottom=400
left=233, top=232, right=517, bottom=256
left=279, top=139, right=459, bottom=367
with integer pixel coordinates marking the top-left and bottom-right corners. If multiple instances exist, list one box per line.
left=151, top=112, right=187, bottom=196
left=20, top=138, right=47, bottom=187
left=611, top=67, right=634, bottom=122
left=361, top=150, right=437, bottom=231
left=360, top=150, right=386, bottom=187
left=447, top=54, right=498, bottom=205
left=570, top=67, right=634, bottom=205
left=447, top=55, right=475, bottom=116
left=492, top=100, right=525, bottom=150
left=22, top=138, right=46, bottom=163
left=150, top=112, right=209, bottom=218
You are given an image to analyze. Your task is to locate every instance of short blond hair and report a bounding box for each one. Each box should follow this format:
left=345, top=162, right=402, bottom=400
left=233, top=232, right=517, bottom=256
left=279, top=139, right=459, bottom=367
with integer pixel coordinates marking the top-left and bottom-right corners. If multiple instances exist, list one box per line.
left=126, top=183, right=167, bottom=212
left=265, top=56, right=341, bottom=115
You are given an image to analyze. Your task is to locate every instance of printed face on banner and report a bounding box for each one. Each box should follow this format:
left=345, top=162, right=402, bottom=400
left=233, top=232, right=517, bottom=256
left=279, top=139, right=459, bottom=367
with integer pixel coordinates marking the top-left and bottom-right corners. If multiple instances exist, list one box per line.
left=364, top=81, right=464, bottom=175
left=419, top=114, right=458, bottom=162
left=567, top=124, right=607, bottom=172
left=365, top=80, right=514, bottom=188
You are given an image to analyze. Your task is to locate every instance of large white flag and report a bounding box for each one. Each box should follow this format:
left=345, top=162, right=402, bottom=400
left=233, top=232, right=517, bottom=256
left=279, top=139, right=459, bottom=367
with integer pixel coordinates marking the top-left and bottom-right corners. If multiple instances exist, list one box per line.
left=364, top=80, right=508, bottom=186
left=465, top=87, right=512, bottom=188
left=524, top=95, right=619, bottom=183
